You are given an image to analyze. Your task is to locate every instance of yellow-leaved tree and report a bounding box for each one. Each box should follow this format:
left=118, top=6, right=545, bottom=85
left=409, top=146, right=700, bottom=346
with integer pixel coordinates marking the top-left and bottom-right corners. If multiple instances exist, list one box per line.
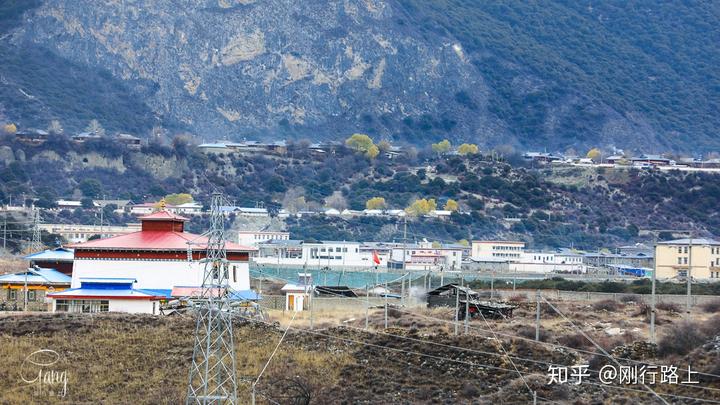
left=444, top=199, right=459, bottom=212
left=164, top=193, right=194, bottom=206
left=586, top=148, right=602, bottom=162
left=457, top=143, right=479, bottom=155
left=366, top=144, right=380, bottom=159
left=2, top=123, right=17, bottom=135
left=366, top=197, right=387, bottom=210
left=346, top=133, right=378, bottom=159
left=405, top=198, right=437, bottom=216
left=431, top=139, right=451, bottom=156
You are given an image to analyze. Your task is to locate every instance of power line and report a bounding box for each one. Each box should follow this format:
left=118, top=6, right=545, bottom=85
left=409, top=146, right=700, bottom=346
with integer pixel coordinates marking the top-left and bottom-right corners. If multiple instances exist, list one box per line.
left=540, top=297, right=669, bottom=404
left=250, top=269, right=720, bottom=380
left=235, top=312, right=720, bottom=404
left=251, top=310, right=297, bottom=405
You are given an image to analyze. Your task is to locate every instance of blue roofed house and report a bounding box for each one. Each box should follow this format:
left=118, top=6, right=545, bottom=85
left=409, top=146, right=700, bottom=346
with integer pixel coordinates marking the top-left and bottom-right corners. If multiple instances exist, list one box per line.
left=47, top=278, right=169, bottom=314
left=24, top=247, right=74, bottom=276
left=0, top=267, right=71, bottom=310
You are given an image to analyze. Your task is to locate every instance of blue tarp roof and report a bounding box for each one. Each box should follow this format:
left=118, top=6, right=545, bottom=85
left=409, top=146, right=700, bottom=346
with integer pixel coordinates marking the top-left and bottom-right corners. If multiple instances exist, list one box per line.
left=0, top=268, right=71, bottom=285
left=229, top=290, right=261, bottom=300
left=48, top=287, right=166, bottom=298
left=48, top=278, right=170, bottom=299
left=24, top=248, right=74, bottom=262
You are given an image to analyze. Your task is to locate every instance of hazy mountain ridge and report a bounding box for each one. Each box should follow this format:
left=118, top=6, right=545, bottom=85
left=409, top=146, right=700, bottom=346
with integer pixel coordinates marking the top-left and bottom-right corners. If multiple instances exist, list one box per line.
left=1, top=0, right=719, bottom=151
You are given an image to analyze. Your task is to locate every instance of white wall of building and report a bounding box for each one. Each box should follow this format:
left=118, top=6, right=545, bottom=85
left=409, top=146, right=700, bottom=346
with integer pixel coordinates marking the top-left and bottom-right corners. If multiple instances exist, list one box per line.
left=109, top=299, right=156, bottom=314
left=50, top=297, right=158, bottom=314
left=71, top=259, right=250, bottom=291
left=471, top=241, right=525, bottom=261
left=389, top=247, right=463, bottom=270
left=509, top=262, right=586, bottom=273
left=238, top=231, right=290, bottom=247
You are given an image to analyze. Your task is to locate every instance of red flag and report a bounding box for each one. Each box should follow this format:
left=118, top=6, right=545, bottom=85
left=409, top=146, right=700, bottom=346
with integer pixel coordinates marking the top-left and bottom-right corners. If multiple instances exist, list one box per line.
left=372, top=251, right=381, bottom=265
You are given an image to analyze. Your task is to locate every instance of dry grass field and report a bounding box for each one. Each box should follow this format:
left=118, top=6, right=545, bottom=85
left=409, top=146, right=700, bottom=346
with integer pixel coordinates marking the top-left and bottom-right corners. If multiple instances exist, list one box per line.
left=0, top=297, right=717, bottom=404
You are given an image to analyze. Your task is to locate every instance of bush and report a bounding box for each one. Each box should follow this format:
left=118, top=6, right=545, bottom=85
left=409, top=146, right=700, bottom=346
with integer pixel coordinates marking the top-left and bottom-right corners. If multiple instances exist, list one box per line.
left=700, top=315, right=720, bottom=337
left=517, top=325, right=548, bottom=342
left=700, top=299, right=720, bottom=313
left=557, top=333, right=592, bottom=350
left=592, top=299, right=621, bottom=312
left=658, top=320, right=708, bottom=357
left=656, top=302, right=681, bottom=312
left=507, top=294, right=527, bottom=303
left=619, top=294, right=641, bottom=303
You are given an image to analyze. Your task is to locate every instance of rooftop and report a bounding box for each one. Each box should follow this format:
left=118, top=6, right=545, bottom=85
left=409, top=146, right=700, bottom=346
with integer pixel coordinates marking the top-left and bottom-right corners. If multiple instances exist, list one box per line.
left=138, top=210, right=189, bottom=222
left=0, top=267, right=71, bottom=285
left=24, top=247, right=74, bottom=262
left=656, top=238, right=720, bottom=246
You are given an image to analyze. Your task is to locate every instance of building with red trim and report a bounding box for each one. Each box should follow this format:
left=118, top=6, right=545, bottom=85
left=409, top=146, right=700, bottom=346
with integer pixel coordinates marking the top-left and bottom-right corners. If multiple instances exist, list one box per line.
left=48, top=211, right=256, bottom=314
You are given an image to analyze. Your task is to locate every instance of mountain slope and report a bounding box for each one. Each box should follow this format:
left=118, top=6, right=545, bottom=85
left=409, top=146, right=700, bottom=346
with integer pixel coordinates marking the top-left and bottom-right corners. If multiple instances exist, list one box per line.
left=2, top=1, right=719, bottom=151
left=399, top=0, right=720, bottom=151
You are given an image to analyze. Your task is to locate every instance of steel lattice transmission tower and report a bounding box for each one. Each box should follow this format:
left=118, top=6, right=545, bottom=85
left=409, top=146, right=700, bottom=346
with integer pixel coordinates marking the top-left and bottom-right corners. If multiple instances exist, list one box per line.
left=29, top=210, right=42, bottom=253
left=186, top=193, right=238, bottom=404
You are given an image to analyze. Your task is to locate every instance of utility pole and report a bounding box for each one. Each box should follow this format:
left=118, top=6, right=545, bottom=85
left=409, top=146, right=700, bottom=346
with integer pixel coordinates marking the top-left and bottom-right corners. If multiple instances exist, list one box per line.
left=400, top=275, right=405, bottom=306
left=454, top=287, right=459, bottom=336
left=490, top=271, right=495, bottom=299
left=464, top=288, right=469, bottom=334
left=401, top=216, right=407, bottom=275
left=384, top=281, right=388, bottom=330
left=365, top=284, right=369, bottom=330
left=186, top=193, right=238, bottom=404
left=686, top=234, right=693, bottom=318
left=2, top=215, right=6, bottom=252
left=99, top=199, right=104, bottom=238
left=309, top=286, right=314, bottom=330
left=535, top=290, right=541, bottom=341
left=650, top=248, right=657, bottom=343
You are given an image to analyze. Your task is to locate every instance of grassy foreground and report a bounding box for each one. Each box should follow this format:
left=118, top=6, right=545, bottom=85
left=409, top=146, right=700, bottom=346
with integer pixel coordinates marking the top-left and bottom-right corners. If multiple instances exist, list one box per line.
left=0, top=302, right=717, bottom=404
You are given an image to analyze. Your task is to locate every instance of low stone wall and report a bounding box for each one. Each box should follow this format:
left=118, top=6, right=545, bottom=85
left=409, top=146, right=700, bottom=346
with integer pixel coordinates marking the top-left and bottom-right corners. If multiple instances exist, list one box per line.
left=259, top=295, right=422, bottom=311
left=483, top=288, right=720, bottom=307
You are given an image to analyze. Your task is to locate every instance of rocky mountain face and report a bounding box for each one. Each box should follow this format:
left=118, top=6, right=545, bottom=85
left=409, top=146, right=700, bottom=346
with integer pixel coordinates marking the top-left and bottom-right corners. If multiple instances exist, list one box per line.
left=9, top=0, right=505, bottom=145
left=2, top=1, right=719, bottom=151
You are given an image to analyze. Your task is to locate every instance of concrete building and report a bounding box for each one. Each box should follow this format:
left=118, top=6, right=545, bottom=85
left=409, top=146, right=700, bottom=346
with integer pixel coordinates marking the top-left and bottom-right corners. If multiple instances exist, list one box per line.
left=0, top=267, right=71, bottom=310
left=387, top=242, right=466, bottom=271
left=255, top=240, right=387, bottom=268
left=281, top=273, right=313, bottom=312
left=471, top=241, right=525, bottom=261
left=48, top=211, right=256, bottom=313
left=130, top=202, right=203, bottom=216
left=510, top=250, right=586, bottom=273
left=220, top=206, right=269, bottom=217
left=237, top=230, right=290, bottom=247
left=655, top=238, right=720, bottom=281
left=49, top=278, right=167, bottom=314
left=39, top=223, right=141, bottom=244
left=24, top=247, right=75, bottom=276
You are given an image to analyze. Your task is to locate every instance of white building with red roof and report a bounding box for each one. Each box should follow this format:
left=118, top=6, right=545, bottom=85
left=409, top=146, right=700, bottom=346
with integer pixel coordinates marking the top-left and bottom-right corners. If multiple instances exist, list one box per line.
left=48, top=210, right=256, bottom=314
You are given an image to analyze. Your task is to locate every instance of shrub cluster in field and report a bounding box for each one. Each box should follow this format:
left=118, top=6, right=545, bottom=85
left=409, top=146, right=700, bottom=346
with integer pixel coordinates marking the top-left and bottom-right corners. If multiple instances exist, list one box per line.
left=658, top=316, right=720, bottom=357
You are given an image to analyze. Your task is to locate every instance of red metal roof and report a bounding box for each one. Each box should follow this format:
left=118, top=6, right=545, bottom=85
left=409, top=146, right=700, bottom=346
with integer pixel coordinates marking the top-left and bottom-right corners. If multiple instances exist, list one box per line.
left=138, top=210, right=189, bottom=222
left=70, top=230, right=255, bottom=251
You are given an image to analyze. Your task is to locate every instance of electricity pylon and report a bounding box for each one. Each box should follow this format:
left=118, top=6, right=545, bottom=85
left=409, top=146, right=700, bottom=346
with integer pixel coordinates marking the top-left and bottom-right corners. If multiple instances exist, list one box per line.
left=186, top=193, right=238, bottom=404
left=29, top=210, right=42, bottom=253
